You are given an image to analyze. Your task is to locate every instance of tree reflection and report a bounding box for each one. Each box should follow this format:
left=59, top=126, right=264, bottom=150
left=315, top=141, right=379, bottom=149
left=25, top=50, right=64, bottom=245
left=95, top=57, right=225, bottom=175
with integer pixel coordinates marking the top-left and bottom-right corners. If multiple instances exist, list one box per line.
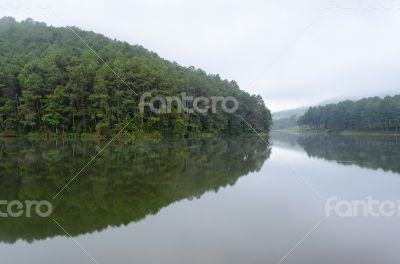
left=273, top=132, right=400, bottom=174
left=0, top=136, right=271, bottom=244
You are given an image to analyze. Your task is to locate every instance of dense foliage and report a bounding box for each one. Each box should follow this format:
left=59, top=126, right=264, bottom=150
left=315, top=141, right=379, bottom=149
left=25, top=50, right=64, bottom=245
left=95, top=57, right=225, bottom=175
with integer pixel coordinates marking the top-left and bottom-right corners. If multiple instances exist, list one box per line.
left=298, top=95, right=400, bottom=132
left=0, top=17, right=271, bottom=136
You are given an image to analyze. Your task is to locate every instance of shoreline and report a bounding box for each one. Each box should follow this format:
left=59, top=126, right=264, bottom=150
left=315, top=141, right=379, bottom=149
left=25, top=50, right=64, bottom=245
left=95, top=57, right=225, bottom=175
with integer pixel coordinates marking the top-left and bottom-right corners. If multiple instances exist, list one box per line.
left=0, top=131, right=270, bottom=141
left=273, top=127, right=400, bottom=137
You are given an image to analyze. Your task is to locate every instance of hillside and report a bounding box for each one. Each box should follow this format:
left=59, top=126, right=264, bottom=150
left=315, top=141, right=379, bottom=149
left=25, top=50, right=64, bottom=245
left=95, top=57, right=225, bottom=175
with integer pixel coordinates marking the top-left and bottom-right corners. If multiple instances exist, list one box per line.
left=0, top=17, right=271, bottom=136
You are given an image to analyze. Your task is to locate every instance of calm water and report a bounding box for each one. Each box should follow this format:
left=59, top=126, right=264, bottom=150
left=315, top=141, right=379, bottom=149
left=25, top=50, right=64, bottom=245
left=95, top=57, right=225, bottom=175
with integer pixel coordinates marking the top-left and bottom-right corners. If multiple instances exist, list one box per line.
left=0, top=133, right=400, bottom=263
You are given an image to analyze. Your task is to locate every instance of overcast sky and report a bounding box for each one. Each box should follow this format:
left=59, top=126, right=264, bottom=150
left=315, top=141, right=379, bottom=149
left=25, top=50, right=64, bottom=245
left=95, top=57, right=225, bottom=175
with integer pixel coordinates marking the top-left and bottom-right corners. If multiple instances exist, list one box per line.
left=1, top=0, right=400, bottom=111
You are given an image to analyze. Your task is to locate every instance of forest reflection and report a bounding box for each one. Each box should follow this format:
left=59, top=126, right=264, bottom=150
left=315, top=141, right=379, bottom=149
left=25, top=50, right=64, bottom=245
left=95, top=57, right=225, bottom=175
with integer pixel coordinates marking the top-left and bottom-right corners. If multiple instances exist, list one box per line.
left=0, top=136, right=271, bottom=244
left=272, top=132, right=400, bottom=174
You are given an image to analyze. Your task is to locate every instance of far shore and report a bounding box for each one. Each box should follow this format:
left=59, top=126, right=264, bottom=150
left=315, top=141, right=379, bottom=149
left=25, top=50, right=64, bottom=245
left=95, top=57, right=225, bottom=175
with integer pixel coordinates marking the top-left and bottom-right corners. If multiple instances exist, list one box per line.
left=273, top=127, right=400, bottom=137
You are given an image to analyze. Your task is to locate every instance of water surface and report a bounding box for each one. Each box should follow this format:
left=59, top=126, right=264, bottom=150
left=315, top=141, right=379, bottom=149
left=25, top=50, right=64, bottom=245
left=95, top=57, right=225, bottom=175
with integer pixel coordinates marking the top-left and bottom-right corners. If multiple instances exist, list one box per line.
left=1, top=133, right=400, bottom=263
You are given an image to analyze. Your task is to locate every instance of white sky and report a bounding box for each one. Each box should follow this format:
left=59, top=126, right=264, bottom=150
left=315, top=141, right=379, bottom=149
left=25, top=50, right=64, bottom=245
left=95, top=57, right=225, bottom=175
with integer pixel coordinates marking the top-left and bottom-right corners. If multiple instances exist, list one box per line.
left=1, top=0, right=400, bottom=111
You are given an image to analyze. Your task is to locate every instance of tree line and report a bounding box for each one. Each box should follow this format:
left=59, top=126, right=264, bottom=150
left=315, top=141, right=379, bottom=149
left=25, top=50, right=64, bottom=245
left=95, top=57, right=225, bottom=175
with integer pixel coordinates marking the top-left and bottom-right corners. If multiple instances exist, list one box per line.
left=298, top=95, right=400, bottom=132
left=0, top=17, right=272, bottom=136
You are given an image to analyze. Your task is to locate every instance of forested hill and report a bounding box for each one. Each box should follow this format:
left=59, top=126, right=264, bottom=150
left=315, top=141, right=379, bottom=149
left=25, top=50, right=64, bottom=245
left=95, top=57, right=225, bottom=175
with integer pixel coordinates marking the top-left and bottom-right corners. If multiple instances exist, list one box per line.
left=298, top=95, right=400, bottom=132
left=0, top=17, right=271, bottom=136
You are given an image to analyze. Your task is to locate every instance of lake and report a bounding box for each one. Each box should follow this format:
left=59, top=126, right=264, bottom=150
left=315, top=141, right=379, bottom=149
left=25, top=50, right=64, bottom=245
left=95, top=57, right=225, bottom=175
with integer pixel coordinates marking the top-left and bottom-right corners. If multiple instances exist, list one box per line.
left=0, top=132, right=400, bottom=264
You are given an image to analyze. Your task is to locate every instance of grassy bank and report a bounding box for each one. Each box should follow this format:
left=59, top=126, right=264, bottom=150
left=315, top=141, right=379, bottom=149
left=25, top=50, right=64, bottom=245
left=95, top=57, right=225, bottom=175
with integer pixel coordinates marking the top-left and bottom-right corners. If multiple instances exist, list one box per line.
left=0, top=130, right=230, bottom=141
left=273, top=128, right=400, bottom=137
left=338, top=130, right=400, bottom=136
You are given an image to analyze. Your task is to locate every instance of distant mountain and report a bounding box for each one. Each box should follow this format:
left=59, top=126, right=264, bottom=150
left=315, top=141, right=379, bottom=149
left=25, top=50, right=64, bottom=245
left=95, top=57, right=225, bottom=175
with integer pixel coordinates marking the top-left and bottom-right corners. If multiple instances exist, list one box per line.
left=272, top=107, right=309, bottom=120
left=272, top=98, right=351, bottom=121
left=272, top=98, right=350, bottom=130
